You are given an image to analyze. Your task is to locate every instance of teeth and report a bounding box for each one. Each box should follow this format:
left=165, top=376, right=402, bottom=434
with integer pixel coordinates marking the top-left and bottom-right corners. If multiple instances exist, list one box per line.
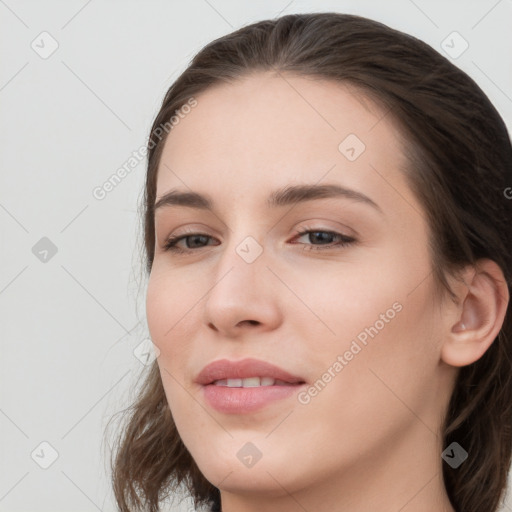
left=212, top=377, right=291, bottom=387
left=240, top=377, right=261, bottom=387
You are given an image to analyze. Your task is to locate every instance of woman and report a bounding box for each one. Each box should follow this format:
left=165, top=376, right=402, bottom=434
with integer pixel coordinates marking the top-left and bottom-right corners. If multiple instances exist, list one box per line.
left=109, top=12, right=512, bottom=512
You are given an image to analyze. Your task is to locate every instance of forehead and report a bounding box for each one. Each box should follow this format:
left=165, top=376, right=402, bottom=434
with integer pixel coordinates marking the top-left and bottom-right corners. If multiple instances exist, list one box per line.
left=155, top=71, right=410, bottom=211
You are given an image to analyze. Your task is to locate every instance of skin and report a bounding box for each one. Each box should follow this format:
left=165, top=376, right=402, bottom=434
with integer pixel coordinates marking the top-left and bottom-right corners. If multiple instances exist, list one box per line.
left=146, top=71, right=508, bottom=512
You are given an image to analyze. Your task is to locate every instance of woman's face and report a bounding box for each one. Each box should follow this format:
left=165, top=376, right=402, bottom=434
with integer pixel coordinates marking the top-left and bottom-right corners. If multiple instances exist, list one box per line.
left=146, top=72, right=456, bottom=501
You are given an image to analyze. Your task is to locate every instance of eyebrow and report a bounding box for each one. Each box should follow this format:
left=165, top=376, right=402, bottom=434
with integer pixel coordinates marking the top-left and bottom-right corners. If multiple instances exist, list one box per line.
left=154, top=183, right=383, bottom=214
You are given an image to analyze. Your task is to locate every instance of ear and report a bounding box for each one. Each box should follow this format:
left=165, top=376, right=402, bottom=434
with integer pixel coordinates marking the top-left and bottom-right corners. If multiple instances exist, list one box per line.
left=441, top=259, right=509, bottom=367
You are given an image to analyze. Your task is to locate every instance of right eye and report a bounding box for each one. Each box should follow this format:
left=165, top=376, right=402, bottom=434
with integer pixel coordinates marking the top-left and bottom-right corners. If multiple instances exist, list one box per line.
left=162, top=233, right=217, bottom=253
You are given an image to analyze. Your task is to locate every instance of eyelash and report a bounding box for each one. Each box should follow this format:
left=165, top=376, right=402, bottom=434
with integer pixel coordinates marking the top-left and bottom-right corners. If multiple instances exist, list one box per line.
left=162, top=228, right=356, bottom=254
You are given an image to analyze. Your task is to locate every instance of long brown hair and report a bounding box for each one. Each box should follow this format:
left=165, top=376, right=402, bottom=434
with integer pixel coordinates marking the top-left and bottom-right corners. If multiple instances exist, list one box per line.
left=107, top=12, right=512, bottom=512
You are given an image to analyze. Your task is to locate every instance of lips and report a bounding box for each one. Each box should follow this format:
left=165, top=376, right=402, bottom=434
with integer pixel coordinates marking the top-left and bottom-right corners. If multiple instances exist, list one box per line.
left=195, top=358, right=306, bottom=386
left=196, top=358, right=307, bottom=414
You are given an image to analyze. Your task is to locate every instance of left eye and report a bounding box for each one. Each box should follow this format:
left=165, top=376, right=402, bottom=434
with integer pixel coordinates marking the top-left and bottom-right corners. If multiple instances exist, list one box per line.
left=162, top=229, right=356, bottom=254
left=293, top=229, right=355, bottom=251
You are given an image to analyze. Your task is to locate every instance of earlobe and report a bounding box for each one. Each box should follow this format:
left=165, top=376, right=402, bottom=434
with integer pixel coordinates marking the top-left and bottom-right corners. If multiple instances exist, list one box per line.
left=441, top=259, right=509, bottom=368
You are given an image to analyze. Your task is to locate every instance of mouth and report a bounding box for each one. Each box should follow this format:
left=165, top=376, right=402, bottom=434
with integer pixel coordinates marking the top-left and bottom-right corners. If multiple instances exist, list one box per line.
left=195, top=358, right=307, bottom=414
left=195, top=357, right=306, bottom=386
left=210, top=377, right=305, bottom=387
left=202, top=381, right=307, bottom=414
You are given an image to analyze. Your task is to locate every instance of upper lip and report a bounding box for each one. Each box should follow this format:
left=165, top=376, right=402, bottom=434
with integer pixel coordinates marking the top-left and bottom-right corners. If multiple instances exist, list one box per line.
left=195, top=358, right=306, bottom=385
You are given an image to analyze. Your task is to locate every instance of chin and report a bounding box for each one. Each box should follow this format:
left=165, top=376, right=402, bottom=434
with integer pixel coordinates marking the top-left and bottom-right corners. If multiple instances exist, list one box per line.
left=199, top=461, right=301, bottom=498
left=191, top=439, right=317, bottom=497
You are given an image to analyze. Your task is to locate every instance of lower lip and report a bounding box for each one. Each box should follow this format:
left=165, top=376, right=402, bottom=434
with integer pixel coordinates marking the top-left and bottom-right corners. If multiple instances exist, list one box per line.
left=202, top=383, right=305, bottom=414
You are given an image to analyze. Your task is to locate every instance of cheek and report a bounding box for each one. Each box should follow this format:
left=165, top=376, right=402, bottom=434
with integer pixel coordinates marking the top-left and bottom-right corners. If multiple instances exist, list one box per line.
left=145, top=272, right=168, bottom=343
left=145, top=265, right=196, bottom=351
left=292, top=287, right=441, bottom=471
left=146, top=275, right=171, bottom=356
left=299, top=248, right=441, bottom=417
left=146, top=269, right=199, bottom=414
left=327, top=282, right=440, bottom=432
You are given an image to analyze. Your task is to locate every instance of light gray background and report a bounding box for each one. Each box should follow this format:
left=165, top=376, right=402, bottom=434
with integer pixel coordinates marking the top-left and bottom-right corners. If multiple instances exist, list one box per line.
left=1, top=1, right=511, bottom=511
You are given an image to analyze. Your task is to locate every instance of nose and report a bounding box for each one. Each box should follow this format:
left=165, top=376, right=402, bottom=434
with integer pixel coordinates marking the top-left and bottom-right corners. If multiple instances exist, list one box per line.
left=202, top=237, right=283, bottom=338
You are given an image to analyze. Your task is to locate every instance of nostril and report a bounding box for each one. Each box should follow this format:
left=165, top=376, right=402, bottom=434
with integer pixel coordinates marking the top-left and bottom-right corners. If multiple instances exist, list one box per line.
left=238, top=320, right=259, bottom=327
